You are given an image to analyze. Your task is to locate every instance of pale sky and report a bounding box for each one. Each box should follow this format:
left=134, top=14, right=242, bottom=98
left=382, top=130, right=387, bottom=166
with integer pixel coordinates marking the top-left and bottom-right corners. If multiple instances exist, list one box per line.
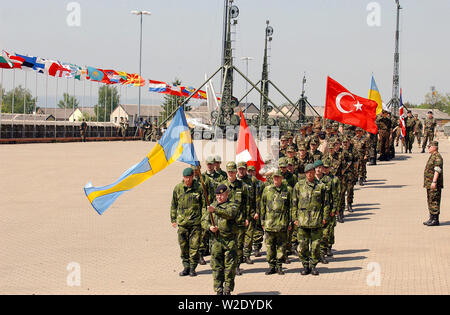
left=1, top=0, right=449, bottom=109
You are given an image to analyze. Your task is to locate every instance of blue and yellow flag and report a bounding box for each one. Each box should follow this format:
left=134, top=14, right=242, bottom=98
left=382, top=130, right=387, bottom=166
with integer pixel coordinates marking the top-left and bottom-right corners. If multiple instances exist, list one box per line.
left=368, top=75, right=383, bottom=115
left=84, top=107, right=199, bottom=215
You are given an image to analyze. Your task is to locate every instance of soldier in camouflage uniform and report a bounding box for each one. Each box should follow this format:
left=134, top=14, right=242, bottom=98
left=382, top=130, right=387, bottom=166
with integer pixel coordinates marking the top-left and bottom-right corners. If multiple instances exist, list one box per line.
left=309, top=139, right=323, bottom=162
left=203, top=184, right=239, bottom=295
left=285, top=146, right=299, bottom=173
left=260, top=169, right=293, bottom=275
left=421, top=111, right=437, bottom=153
left=221, top=162, right=251, bottom=276
left=238, top=162, right=258, bottom=265
left=171, top=168, right=206, bottom=277
left=279, top=135, right=289, bottom=158
left=326, top=139, right=345, bottom=223
left=376, top=110, right=392, bottom=161
left=297, top=145, right=313, bottom=178
left=318, top=159, right=341, bottom=258
left=423, top=141, right=444, bottom=226
left=204, top=156, right=224, bottom=184
left=353, top=127, right=369, bottom=185
left=413, top=114, right=423, bottom=149
left=342, top=138, right=357, bottom=213
left=404, top=111, right=415, bottom=153
left=246, top=165, right=264, bottom=258
left=294, top=125, right=309, bottom=151
left=214, top=155, right=228, bottom=180
left=389, top=113, right=398, bottom=159
left=292, top=163, right=330, bottom=276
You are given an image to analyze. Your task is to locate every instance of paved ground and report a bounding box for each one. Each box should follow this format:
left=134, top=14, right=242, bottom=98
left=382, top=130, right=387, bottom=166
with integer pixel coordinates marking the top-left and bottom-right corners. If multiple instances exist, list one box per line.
left=0, top=137, right=449, bottom=295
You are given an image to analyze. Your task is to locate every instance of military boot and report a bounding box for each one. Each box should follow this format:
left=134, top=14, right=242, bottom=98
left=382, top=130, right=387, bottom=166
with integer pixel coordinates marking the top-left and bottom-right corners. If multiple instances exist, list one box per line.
left=423, top=214, right=433, bottom=225
left=216, top=288, right=223, bottom=295
left=292, top=248, right=299, bottom=257
left=320, top=255, right=329, bottom=264
left=347, top=203, right=353, bottom=213
left=311, top=267, right=319, bottom=276
left=326, top=248, right=333, bottom=257
left=301, top=265, right=311, bottom=276
left=199, top=255, right=206, bottom=265
left=277, top=266, right=285, bottom=275
left=427, top=214, right=440, bottom=226
left=254, top=248, right=262, bottom=257
left=223, top=288, right=231, bottom=295
left=189, top=268, right=197, bottom=277
left=359, top=178, right=364, bottom=186
left=243, top=256, right=254, bottom=265
left=421, top=148, right=425, bottom=153
left=265, top=267, right=276, bottom=275
left=236, top=266, right=243, bottom=276
left=179, top=267, right=190, bottom=277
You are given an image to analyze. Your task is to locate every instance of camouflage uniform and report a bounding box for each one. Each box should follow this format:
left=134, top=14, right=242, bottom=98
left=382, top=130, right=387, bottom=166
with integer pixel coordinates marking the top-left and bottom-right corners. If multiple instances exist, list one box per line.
left=376, top=113, right=392, bottom=160
left=404, top=115, right=416, bottom=153
left=239, top=172, right=257, bottom=262
left=171, top=180, right=206, bottom=272
left=195, top=173, right=215, bottom=258
left=260, top=181, right=292, bottom=270
left=352, top=132, right=369, bottom=181
left=424, top=149, right=444, bottom=215
left=422, top=117, right=437, bottom=151
left=292, top=178, right=330, bottom=269
left=248, top=173, right=264, bottom=255
left=414, top=117, right=423, bottom=147
left=203, top=199, right=239, bottom=294
left=341, top=144, right=356, bottom=210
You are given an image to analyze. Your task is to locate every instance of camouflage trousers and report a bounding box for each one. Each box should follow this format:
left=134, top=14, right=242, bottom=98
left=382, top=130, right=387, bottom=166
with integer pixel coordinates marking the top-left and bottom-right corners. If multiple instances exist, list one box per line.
left=427, top=188, right=442, bottom=215
left=405, top=130, right=414, bottom=151
left=286, top=224, right=298, bottom=254
left=252, top=220, right=264, bottom=251
left=298, top=227, right=322, bottom=268
left=199, top=228, right=211, bottom=256
left=320, top=216, right=337, bottom=255
left=356, top=157, right=367, bottom=180
left=379, top=131, right=390, bottom=157
left=414, top=132, right=422, bottom=146
left=341, top=175, right=354, bottom=209
left=243, top=219, right=256, bottom=258
left=265, top=231, right=288, bottom=268
left=177, top=225, right=202, bottom=270
left=211, top=237, right=237, bottom=293
left=422, top=131, right=435, bottom=150
left=80, top=130, right=86, bottom=142
left=236, top=226, right=246, bottom=265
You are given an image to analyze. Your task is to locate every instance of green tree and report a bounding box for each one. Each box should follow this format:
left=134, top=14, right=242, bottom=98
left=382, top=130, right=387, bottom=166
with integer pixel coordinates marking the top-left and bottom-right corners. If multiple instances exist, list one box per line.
left=1, top=85, right=37, bottom=114
left=160, top=79, right=191, bottom=123
left=411, top=89, right=450, bottom=115
left=94, top=85, right=120, bottom=122
left=58, top=92, right=79, bottom=109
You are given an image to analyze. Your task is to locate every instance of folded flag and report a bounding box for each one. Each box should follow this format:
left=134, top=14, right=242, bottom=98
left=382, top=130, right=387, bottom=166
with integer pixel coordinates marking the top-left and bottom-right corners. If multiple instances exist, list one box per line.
left=325, top=76, right=378, bottom=134
left=84, top=106, right=199, bottom=215
left=399, top=89, right=406, bottom=138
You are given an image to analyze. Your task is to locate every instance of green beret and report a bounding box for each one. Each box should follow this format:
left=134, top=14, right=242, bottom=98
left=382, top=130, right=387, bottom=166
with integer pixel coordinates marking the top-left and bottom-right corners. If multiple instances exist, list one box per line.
left=278, top=158, right=288, bottom=167
left=273, top=169, right=283, bottom=177
left=183, top=168, right=194, bottom=176
left=247, top=165, right=256, bottom=171
left=304, top=163, right=316, bottom=172
left=237, top=161, right=247, bottom=169
left=226, top=161, right=237, bottom=171
left=313, top=160, right=323, bottom=168
left=215, top=155, right=222, bottom=162
left=206, top=156, right=215, bottom=164
left=215, top=184, right=228, bottom=194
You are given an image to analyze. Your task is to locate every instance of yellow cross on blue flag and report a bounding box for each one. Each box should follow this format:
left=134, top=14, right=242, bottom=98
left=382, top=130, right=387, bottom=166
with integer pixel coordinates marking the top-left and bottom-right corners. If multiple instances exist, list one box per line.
left=84, top=107, right=199, bottom=215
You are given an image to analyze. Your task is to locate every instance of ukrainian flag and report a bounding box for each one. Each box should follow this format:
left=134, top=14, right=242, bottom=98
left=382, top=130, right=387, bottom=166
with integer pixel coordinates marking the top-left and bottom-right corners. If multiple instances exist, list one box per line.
left=368, top=75, right=383, bottom=115
left=84, top=107, right=199, bottom=215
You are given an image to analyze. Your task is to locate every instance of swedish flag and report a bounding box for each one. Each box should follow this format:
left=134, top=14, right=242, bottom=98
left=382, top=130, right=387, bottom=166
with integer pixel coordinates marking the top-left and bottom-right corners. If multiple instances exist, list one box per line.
left=84, top=107, right=199, bottom=215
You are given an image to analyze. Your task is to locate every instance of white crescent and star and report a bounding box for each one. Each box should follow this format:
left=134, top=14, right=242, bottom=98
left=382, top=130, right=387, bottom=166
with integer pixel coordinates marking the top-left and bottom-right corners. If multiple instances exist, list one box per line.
left=335, top=92, right=364, bottom=113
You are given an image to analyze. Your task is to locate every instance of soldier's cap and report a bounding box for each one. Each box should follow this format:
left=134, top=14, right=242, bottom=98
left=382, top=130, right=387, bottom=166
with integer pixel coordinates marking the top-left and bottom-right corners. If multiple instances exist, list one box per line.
left=355, top=127, right=363, bottom=132
left=313, top=160, right=323, bottom=168
left=237, top=161, right=247, bottom=169
left=287, top=158, right=295, bottom=165
left=326, top=124, right=333, bottom=129
left=183, top=168, right=194, bottom=176
left=304, top=163, right=316, bottom=172
left=414, top=114, right=418, bottom=117
left=280, top=135, right=288, bottom=141
left=215, top=155, right=222, bottom=163
left=407, top=110, right=412, bottom=114
left=287, top=146, right=296, bottom=152
left=429, top=141, right=439, bottom=147
left=310, top=139, right=318, bottom=145
left=428, top=111, right=433, bottom=114
left=333, top=138, right=341, bottom=144
left=322, top=159, right=331, bottom=168
left=278, top=158, right=288, bottom=167
left=298, top=145, right=306, bottom=151
left=206, top=156, right=215, bottom=164
left=247, top=165, right=256, bottom=171
left=342, top=137, right=350, bottom=143
left=226, top=161, right=237, bottom=171
left=273, top=169, right=283, bottom=177
left=215, top=184, right=228, bottom=194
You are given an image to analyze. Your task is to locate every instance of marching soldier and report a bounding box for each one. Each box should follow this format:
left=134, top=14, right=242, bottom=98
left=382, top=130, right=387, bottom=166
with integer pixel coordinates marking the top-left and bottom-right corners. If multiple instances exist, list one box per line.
left=421, top=111, right=437, bottom=153
left=404, top=110, right=416, bottom=153
left=423, top=141, right=444, bottom=226
left=326, top=139, right=345, bottom=223
left=203, top=184, right=239, bottom=295
left=342, top=138, right=356, bottom=213
left=221, top=162, right=251, bottom=276
left=377, top=110, right=392, bottom=161
left=279, top=135, right=289, bottom=158
left=204, top=156, right=223, bottom=184
left=292, top=163, right=330, bottom=276
left=414, top=113, right=423, bottom=149
left=286, top=146, right=299, bottom=173
left=214, top=155, right=228, bottom=180
left=297, top=145, right=313, bottom=178
left=246, top=165, right=264, bottom=258
left=260, top=170, right=293, bottom=275
left=353, top=127, right=369, bottom=185
left=80, top=119, right=88, bottom=142
left=171, top=168, right=206, bottom=277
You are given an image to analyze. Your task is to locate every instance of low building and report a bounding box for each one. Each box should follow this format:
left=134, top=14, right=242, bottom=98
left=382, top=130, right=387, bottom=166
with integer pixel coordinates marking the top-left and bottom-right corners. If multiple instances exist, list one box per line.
left=36, top=108, right=74, bottom=121
left=110, top=104, right=163, bottom=125
left=409, top=108, right=450, bottom=127
left=69, top=107, right=97, bottom=122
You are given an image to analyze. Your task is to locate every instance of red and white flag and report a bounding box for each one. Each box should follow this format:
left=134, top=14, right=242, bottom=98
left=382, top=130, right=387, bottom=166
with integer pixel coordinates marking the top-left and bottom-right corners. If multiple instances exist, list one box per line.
left=236, top=111, right=265, bottom=181
left=325, top=76, right=378, bottom=134
left=399, top=89, right=406, bottom=138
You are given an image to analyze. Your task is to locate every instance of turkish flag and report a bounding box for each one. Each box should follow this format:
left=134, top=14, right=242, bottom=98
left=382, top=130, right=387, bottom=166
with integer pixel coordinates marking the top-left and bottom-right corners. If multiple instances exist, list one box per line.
left=236, top=111, right=266, bottom=182
left=325, top=76, right=378, bottom=134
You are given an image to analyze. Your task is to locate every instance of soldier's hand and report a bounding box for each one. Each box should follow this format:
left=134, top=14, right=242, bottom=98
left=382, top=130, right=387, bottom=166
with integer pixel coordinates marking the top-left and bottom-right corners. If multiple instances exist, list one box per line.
left=210, top=226, right=218, bottom=233
left=254, top=213, right=259, bottom=220
left=294, top=220, right=298, bottom=227
left=172, top=222, right=177, bottom=228
left=322, top=219, right=326, bottom=225
left=431, top=182, right=437, bottom=190
left=288, top=224, right=292, bottom=231
left=207, top=205, right=215, bottom=213
left=245, top=220, right=249, bottom=227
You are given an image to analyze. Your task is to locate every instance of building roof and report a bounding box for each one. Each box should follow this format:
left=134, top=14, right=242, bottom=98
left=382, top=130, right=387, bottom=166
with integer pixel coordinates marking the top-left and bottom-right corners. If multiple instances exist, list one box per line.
left=37, top=108, right=75, bottom=120
left=115, top=104, right=163, bottom=117
left=269, top=104, right=324, bottom=119
left=0, top=113, right=50, bottom=121
left=409, top=108, right=450, bottom=121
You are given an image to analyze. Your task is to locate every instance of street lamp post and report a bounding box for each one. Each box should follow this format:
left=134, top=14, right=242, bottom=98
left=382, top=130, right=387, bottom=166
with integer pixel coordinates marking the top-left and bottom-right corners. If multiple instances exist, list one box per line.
left=131, top=10, right=151, bottom=124
left=241, top=56, right=253, bottom=119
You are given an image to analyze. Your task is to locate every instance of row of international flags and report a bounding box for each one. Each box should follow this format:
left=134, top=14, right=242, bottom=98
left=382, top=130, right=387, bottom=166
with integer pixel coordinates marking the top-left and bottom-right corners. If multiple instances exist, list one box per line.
left=0, top=50, right=210, bottom=100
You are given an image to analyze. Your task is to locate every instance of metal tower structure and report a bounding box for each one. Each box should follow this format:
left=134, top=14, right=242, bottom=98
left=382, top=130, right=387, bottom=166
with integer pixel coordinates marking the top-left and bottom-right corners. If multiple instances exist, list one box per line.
left=387, top=0, right=402, bottom=116
left=258, top=20, right=273, bottom=127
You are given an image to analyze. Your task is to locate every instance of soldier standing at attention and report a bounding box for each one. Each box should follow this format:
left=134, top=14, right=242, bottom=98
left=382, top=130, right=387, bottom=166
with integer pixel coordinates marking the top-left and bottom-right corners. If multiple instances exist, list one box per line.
left=203, top=184, right=239, bottom=295
left=421, top=111, right=437, bottom=153
left=246, top=165, right=264, bottom=258
left=353, top=128, right=369, bottom=185
left=294, top=125, right=308, bottom=150
left=222, top=162, right=250, bottom=276
left=214, top=155, right=228, bottom=181
left=171, top=168, right=206, bottom=277
left=423, top=141, right=444, bottom=226
left=377, top=110, right=392, bottom=161
left=326, top=139, right=345, bottom=223
left=309, top=139, right=323, bottom=162
left=286, top=146, right=299, bottom=173
left=260, top=170, right=292, bottom=275
left=341, top=138, right=356, bottom=213
left=413, top=114, right=423, bottom=149
left=404, top=110, right=416, bottom=153
left=80, top=119, right=88, bottom=142
left=292, top=163, right=329, bottom=276
left=279, top=135, right=289, bottom=158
